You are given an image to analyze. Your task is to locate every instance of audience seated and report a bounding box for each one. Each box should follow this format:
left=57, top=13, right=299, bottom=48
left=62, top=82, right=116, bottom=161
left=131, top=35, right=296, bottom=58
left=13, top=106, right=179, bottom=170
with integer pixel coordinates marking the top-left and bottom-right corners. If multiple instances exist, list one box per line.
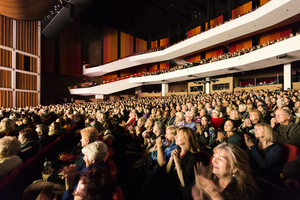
left=17, top=128, right=41, bottom=162
left=0, top=136, right=23, bottom=181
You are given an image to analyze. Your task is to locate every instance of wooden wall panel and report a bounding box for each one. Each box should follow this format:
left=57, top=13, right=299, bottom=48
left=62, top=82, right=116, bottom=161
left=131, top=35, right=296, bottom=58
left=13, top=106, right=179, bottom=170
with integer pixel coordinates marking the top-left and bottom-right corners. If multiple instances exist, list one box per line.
left=0, top=69, right=11, bottom=88
left=102, top=72, right=118, bottom=81
left=41, top=40, right=55, bottom=73
left=159, top=38, right=169, bottom=46
left=135, top=38, right=147, bottom=53
left=260, top=25, right=292, bottom=45
left=151, top=41, right=158, bottom=48
left=135, top=64, right=147, bottom=73
left=16, top=92, right=37, bottom=107
left=260, top=0, right=271, bottom=6
left=205, top=46, right=223, bottom=59
left=16, top=20, right=38, bottom=55
left=232, top=1, right=252, bottom=18
left=103, top=26, right=118, bottom=64
left=160, top=62, right=169, bottom=70
left=187, top=26, right=201, bottom=38
left=120, top=68, right=134, bottom=77
left=187, top=53, right=201, bottom=62
left=149, top=63, right=157, bottom=72
left=0, top=15, right=13, bottom=47
left=205, top=15, right=223, bottom=30
left=0, top=91, right=12, bottom=107
left=229, top=37, right=252, bottom=52
left=0, top=48, right=12, bottom=68
left=16, top=52, right=37, bottom=72
left=120, top=32, right=134, bottom=58
left=59, top=18, right=81, bottom=76
left=16, top=72, right=37, bottom=90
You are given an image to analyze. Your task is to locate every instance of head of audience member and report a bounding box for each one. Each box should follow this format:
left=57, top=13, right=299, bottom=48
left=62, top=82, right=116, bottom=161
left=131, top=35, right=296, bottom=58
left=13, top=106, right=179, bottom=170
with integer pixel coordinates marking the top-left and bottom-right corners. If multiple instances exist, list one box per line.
left=209, top=142, right=258, bottom=199
left=144, top=118, right=155, bottom=130
left=199, top=115, right=212, bottom=128
left=199, top=109, right=207, bottom=117
left=153, top=121, right=166, bottom=137
left=249, top=110, right=262, bottom=125
left=0, top=118, right=16, bottom=133
left=82, top=141, right=108, bottom=168
left=230, top=110, right=241, bottom=121
left=73, top=167, right=117, bottom=200
left=49, top=122, right=62, bottom=136
left=275, top=108, right=292, bottom=125
left=137, top=117, right=146, bottom=128
left=175, top=112, right=185, bottom=123
left=35, top=124, right=49, bottom=138
left=224, top=119, right=237, bottom=133
left=169, top=109, right=176, bottom=118
left=165, top=125, right=177, bottom=144
left=156, top=109, right=163, bottom=118
left=254, top=122, right=275, bottom=142
left=185, top=111, right=195, bottom=124
left=246, top=103, right=253, bottom=112
left=238, top=104, right=247, bottom=113
left=0, top=136, right=21, bottom=159
left=80, top=127, right=99, bottom=148
left=190, top=106, right=198, bottom=116
left=18, top=128, right=39, bottom=144
left=97, top=113, right=106, bottom=123
left=182, top=105, right=188, bottom=113
left=175, top=127, right=200, bottom=153
left=211, top=109, right=221, bottom=118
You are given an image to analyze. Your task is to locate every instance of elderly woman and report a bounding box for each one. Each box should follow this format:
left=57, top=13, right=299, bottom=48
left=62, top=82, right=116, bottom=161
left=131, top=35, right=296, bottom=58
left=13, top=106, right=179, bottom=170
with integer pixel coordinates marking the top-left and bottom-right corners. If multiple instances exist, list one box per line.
left=271, top=108, right=300, bottom=147
left=175, top=112, right=185, bottom=128
left=23, top=141, right=108, bottom=200
left=0, top=136, right=23, bottom=181
left=142, top=127, right=201, bottom=200
left=0, top=118, right=16, bottom=134
left=192, top=143, right=259, bottom=200
left=211, top=109, right=223, bottom=130
left=244, top=123, right=282, bottom=184
left=62, top=141, right=108, bottom=200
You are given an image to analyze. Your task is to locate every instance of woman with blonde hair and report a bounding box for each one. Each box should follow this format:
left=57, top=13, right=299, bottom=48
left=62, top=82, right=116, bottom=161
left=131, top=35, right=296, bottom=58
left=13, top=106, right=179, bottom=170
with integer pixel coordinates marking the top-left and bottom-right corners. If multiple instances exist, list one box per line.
left=142, top=127, right=201, bottom=200
left=244, top=122, right=282, bottom=183
left=0, top=118, right=16, bottom=134
left=192, top=142, right=259, bottom=200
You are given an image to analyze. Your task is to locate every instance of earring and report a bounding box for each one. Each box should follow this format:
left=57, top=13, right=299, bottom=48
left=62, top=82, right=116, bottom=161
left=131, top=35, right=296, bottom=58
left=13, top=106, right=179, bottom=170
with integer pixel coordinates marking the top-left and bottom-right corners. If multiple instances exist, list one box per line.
left=232, top=173, right=235, bottom=177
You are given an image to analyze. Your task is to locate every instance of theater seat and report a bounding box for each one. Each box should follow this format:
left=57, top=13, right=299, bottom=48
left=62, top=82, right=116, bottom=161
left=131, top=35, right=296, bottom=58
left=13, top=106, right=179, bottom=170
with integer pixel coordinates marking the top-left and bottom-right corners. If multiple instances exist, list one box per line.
left=113, top=187, right=125, bottom=200
left=106, top=160, right=117, bottom=178
left=201, top=150, right=213, bottom=166
left=276, top=143, right=299, bottom=165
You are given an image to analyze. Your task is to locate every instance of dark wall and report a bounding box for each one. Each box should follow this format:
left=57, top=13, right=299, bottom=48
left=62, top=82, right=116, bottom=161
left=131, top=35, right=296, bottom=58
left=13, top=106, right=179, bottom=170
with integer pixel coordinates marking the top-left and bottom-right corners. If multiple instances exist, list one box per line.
left=41, top=72, right=86, bottom=105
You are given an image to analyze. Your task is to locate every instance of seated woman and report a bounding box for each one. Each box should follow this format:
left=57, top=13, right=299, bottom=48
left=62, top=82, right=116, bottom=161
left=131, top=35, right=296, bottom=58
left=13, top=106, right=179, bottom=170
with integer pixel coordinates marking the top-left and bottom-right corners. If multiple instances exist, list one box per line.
left=17, top=128, right=41, bottom=161
left=48, top=122, right=62, bottom=138
left=0, top=136, right=23, bottom=181
left=210, top=119, right=243, bottom=148
left=23, top=141, right=108, bottom=200
left=211, top=109, right=223, bottom=130
left=191, top=142, right=259, bottom=200
left=195, top=115, right=215, bottom=147
left=175, top=112, right=185, bottom=128
left=244, top=122, right=282, bottom=184
left=0, top=118, right=16, bottom=134
left=141, top=127, right=201, bottom=200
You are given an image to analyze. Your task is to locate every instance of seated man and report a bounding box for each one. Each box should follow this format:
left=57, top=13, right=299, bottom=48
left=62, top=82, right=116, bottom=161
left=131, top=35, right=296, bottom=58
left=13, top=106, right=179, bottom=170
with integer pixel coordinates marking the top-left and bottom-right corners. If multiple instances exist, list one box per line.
left=271, top=108, right=300, bottom=147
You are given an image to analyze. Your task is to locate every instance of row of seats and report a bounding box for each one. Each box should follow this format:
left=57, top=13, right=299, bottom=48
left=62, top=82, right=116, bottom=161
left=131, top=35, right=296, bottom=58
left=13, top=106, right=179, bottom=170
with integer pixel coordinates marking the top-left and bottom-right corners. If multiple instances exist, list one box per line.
left=0, top=124, right=79, bottom=200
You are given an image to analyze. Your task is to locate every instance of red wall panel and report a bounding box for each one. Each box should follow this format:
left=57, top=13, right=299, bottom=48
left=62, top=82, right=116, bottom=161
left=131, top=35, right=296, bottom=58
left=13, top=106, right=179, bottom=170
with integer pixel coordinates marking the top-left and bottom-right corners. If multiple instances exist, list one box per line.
left=120, top=32, right=133, bottom=58
left=135, top=38, right=147, bottom=53
left=103, top=26, right=118, bottom=64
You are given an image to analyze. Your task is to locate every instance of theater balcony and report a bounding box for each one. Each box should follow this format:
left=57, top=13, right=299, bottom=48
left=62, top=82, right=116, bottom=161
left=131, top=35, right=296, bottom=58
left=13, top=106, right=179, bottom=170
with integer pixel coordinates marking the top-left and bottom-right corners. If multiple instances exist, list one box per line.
left=82, top=0, right=300, bottom=77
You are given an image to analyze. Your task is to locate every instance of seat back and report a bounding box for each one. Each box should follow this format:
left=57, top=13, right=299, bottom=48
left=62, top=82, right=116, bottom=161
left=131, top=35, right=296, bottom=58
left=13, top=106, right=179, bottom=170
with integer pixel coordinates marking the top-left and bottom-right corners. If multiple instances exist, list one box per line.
left=106, top=161, right=117, bottom=178
left=113, top=187, right=125, bottom=200
left=276, top=142, right=299, bottom=165
left=5, top=129, right=19, bottom=137
left=201, top=150, right=213, bottom=166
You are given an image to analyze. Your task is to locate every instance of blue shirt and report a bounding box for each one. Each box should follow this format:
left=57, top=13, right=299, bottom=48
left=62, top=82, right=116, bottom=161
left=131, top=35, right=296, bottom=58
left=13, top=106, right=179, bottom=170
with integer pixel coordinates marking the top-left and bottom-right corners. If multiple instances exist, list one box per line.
left=151, top=140, right=179, bottom=163
left=184, top=121, right=196, bottom=132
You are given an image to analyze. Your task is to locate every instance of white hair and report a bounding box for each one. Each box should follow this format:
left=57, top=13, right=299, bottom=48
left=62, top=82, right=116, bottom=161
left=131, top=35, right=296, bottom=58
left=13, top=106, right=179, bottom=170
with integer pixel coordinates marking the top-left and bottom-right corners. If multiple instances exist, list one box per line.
left=82, top=141, right=108, bottom=163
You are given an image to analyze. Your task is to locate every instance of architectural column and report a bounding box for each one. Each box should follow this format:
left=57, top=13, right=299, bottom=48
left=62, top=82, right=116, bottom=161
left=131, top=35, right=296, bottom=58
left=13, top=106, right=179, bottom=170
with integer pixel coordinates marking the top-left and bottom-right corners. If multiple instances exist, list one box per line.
left=162, top=83, right=169, bottom=97
left=12, top=20, right=17, bottom=108
left=95, top=94, right=104, bottom=99
left=205, top=77, right=210, bottom=94
left=284, top=63, right=291, bottom=90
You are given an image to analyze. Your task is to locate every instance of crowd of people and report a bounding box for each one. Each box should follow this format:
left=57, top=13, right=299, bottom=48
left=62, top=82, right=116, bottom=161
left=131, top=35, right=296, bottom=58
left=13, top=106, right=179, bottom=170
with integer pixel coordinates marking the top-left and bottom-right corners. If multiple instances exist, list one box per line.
left=1, top=87, right=300, bottom=199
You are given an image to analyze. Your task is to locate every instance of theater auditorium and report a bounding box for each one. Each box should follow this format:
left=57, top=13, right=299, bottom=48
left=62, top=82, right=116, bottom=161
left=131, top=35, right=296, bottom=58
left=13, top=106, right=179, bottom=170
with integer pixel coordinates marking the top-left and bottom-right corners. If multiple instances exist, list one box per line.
left=1, top=0, right=300, bottom=199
